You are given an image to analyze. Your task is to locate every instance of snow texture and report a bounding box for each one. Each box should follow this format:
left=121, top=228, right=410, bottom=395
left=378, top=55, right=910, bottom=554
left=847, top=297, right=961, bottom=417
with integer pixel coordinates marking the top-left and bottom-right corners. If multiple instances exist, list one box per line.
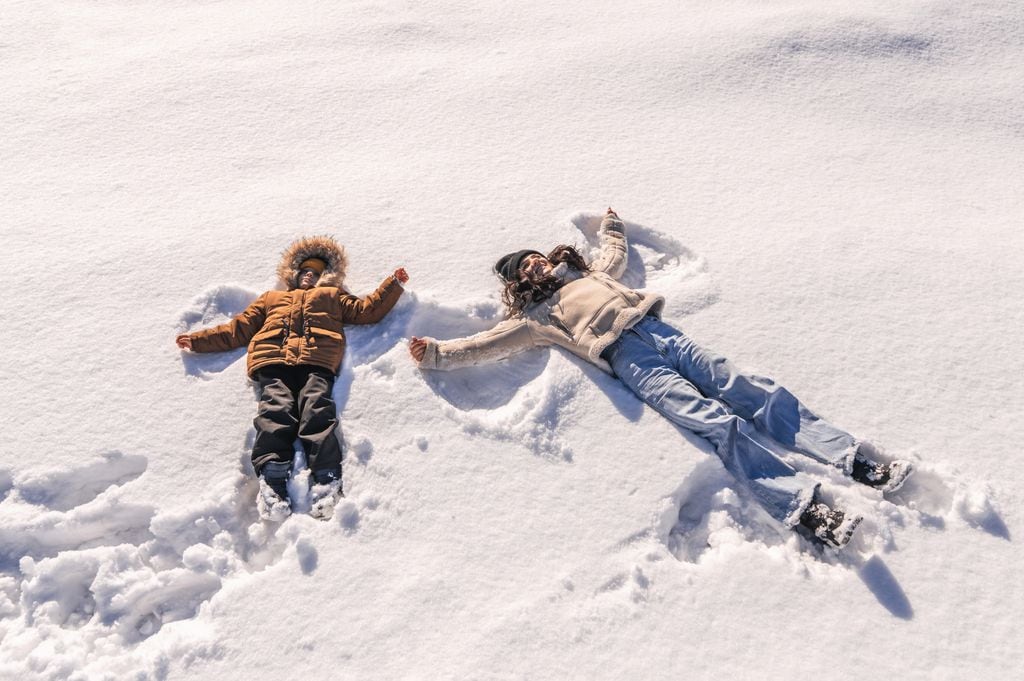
left=2, top=1, right=1022, bottom=679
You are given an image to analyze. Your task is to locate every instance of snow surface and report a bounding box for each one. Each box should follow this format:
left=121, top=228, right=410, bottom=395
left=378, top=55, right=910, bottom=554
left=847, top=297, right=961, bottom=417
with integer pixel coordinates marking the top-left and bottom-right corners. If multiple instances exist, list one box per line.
left=2, top=0, right=1023, bottom=679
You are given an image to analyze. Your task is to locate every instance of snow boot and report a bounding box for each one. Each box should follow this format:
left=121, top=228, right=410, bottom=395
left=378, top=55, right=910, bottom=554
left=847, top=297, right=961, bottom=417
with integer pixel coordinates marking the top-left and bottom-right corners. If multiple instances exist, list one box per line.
left=798, top=501, right=862, bottom=549
left=257, top=461, right=292, bottom=522
left=851, top=454, right=913, bottom=493
left=309, top=469, right=343, bottom=521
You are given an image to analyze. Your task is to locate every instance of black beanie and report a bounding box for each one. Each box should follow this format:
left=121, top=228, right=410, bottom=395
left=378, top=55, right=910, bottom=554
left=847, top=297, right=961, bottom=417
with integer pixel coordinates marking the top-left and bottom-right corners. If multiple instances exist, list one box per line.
left=494, top=249, right=544, bottom=282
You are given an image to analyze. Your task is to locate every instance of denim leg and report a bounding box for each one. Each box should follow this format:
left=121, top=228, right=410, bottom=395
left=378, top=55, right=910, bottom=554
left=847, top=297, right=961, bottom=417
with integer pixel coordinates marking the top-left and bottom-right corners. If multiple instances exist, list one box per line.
left=632, top=317, right=858, bottom=471
left=606, top=329, right=817, bottom=526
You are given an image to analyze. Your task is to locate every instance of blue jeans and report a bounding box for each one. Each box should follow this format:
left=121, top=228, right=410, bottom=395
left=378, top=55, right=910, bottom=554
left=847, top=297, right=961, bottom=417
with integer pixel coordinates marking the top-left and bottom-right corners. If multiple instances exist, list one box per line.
left=603, top=316, right=858, bottom=526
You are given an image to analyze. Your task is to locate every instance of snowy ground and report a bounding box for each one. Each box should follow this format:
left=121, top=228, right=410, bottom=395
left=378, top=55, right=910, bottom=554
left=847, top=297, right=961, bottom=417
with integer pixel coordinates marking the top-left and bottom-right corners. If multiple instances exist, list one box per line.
left=2, top=1, right=1023, bottom=679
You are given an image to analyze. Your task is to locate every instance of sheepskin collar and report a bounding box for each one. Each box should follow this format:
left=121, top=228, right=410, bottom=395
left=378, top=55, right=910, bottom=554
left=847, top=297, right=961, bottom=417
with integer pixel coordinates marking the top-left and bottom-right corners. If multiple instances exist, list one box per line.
left=277, top=235, right=348, bottom=290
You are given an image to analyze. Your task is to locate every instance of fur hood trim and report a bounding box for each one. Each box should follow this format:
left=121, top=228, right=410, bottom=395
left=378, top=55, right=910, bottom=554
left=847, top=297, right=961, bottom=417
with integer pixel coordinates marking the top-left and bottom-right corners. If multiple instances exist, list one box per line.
left=277, top=236, right=348, bottom=290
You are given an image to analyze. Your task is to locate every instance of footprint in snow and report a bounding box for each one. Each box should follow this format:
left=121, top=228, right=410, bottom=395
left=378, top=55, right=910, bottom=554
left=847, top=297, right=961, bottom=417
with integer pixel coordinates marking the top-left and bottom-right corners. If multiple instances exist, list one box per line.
left=596, top=566, right=650, bottom=605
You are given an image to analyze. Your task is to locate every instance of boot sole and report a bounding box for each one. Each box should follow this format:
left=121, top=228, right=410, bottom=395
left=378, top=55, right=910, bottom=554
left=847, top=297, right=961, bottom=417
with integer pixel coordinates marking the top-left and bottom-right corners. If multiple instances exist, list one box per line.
left=817, top=513, right=863, bottom=549
left=834, top=513, right=863, bottom=548
left=881, top=461, right=914, bottom=493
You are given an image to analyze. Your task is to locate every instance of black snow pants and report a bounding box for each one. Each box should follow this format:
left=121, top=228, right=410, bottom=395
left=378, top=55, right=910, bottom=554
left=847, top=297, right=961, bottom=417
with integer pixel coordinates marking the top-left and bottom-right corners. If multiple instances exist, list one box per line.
left=250, top=364, right=343, bottom=479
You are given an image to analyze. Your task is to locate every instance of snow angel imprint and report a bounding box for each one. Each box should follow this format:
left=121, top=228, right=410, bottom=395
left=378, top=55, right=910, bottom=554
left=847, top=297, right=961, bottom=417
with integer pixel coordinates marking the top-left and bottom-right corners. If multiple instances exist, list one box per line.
left=409, top=209, right=912, bottom=549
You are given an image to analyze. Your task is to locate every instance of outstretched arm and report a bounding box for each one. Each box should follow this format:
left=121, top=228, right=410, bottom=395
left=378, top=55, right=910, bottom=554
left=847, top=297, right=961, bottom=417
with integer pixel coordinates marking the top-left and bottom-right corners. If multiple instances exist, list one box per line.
left=588, top=207, right=628, bottom=280
left=339, top=269, right=407, bottom=325
left=181, top=294, right=268, bottom=353
left=410, top=317, right=538, bottom=371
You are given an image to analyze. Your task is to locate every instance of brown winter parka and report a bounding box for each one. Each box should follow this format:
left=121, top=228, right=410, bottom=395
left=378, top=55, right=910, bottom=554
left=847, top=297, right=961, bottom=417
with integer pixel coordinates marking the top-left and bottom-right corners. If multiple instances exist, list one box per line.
left=188, top=236, right=403, bottom=377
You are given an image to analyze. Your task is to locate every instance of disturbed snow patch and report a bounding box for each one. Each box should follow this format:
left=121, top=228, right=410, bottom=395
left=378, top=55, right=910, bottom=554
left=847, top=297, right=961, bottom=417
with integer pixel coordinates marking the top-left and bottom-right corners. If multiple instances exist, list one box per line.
left=568, top=211, right=719, bottom=319
left=572, top=451, right=1007, bottom=622
left=0, top=451, right=374, bottom=680
left=442, top=353, right=582, bottom=462
left=0, top=451, right=154, bottom=567
left=176, top=284, right=260, bottom=378
left=603, top=447, right=1007, bottom=622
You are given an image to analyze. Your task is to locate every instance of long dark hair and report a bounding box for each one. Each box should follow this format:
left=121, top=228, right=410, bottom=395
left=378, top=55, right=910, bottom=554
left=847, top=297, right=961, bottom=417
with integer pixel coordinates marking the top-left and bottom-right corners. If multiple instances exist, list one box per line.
left=500, top=244, right=590, bottom=316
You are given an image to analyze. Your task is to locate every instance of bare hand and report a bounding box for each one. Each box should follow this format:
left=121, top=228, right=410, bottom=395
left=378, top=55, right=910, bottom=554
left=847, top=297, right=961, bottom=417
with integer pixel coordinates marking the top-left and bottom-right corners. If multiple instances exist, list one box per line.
left=409, top=336, right=428, bottom=362
left=394, top=267, right=409, bottom=284
left=176, top=334, right=193, bottom=350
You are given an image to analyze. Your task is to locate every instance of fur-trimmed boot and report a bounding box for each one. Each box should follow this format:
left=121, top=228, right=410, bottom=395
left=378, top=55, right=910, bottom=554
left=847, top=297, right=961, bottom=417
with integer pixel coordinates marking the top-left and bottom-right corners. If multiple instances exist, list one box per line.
left=257, top=461, right=292, bottom=522
left=309, top=469, right=343, bottom=521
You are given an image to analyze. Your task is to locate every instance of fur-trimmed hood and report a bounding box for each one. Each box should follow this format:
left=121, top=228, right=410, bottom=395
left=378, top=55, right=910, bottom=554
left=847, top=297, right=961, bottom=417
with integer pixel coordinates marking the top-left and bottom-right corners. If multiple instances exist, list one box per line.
left=277, top=236, right=348, bottom=290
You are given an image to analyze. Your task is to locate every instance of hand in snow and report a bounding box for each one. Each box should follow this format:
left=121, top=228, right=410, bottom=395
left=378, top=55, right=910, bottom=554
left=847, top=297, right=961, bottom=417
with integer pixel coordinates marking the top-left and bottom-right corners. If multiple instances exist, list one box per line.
left=175, top=334, right=192, bottom=351
left=409, top=336, right=428, bottom=362
left=394, top=267, right=409, bottom=284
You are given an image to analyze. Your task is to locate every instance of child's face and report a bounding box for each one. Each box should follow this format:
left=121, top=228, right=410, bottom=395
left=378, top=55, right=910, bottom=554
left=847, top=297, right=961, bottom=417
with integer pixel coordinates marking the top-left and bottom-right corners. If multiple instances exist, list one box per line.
left=298, top=268, right=321, bottom=290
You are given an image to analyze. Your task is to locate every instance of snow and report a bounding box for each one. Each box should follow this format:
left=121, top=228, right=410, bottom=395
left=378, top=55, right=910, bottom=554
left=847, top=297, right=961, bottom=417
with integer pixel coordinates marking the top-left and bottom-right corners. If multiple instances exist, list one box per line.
left=2, top=0, right=1023, bottom=679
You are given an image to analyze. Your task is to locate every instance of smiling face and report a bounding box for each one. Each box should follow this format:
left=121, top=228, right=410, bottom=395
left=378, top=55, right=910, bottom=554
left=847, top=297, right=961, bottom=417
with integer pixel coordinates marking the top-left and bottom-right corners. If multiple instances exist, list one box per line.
left=297, top=268, right=321, bottom=290
left=520, top=253, right=553, bottom=280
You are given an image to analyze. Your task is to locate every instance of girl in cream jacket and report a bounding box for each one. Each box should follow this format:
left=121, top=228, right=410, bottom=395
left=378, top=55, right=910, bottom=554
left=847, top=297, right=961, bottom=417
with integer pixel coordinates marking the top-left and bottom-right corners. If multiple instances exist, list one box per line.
left=410, top=209, right=912, bottom=549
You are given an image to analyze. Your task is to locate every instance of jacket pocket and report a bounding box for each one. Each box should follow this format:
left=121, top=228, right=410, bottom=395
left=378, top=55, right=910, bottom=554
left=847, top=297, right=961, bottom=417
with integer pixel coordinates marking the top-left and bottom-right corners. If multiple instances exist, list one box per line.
left=250, top=327, right=284, bottom=347
left=306, top=326, right=342, bottom=347
left=547, top=312, right=574, bottom=341
left=310, top=327, right=343, bottom=341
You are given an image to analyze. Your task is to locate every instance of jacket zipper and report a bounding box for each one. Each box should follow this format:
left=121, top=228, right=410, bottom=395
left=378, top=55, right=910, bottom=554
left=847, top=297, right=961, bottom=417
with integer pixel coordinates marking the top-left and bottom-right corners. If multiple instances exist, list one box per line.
left=298, top=290, right=308, bottom=343
left=547, top=276, right=631, bottom=341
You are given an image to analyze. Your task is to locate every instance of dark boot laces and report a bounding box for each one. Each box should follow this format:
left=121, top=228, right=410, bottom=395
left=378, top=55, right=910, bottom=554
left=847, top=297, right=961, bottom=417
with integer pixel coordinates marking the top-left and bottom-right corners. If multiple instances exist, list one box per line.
left=852, top=455, right=891, bottom=487
left=800, top=502, right=844, bottom=534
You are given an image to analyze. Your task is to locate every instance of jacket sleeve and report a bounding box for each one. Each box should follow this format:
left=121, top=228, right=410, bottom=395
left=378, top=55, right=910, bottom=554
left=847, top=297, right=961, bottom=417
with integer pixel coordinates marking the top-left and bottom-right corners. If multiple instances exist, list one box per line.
left=588, top=213, right=628, bottom=280
left=339, top=275, right=404, bottom=325
left=189, top=294, right=268, bottom=353
left=417, top=318, right=539, bottom=371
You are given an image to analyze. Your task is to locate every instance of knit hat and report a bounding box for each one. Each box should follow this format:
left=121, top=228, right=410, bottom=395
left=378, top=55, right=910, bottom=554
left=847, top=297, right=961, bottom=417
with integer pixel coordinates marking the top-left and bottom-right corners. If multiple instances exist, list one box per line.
left=298, top=257, right=327, bottom=274
left=494, top=249, right=543, bottom=282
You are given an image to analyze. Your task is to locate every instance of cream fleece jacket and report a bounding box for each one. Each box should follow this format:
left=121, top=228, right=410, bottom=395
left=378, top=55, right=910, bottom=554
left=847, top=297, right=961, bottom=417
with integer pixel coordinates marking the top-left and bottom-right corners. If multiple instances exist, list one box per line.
left=417, top=214, right=665, bottom=374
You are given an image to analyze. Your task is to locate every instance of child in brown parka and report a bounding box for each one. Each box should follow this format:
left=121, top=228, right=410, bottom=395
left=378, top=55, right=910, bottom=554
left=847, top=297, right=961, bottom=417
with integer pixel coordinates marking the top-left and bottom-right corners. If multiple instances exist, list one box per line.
left=177, top=236, right=407, bottom=521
